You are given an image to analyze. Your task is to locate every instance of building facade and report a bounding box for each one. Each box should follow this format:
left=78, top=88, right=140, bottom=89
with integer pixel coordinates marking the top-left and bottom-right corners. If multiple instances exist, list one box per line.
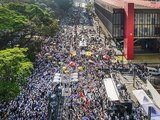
left=95, top=0, right=160, bottom=60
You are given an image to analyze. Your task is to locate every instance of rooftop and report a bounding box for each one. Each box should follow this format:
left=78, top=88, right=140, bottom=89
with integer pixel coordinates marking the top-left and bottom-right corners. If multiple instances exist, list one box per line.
left=95, top=0, right=160, bottom=9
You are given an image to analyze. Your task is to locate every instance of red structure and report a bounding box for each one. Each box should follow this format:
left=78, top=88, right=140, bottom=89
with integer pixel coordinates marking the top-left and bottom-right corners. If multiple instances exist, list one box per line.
left=124, top=3, right=134, bottom=60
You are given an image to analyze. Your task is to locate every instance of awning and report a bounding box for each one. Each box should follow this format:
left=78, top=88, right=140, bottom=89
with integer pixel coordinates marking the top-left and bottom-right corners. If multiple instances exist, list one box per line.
left=142, top=104, right=160, bottom=120
left=133, top=89, right=153, bottom=105
left=103, top=78, right=120, bottom=101
left=133, top=89, right=160, bottom=119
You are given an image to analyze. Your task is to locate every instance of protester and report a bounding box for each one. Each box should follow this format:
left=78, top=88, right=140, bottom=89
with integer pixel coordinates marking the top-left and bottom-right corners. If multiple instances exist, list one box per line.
left=0, top=6, right=147, bottom=120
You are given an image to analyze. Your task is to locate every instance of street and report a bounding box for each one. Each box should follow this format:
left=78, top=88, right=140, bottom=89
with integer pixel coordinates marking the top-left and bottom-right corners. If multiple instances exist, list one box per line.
left=0, top=2, right=158, bottom=120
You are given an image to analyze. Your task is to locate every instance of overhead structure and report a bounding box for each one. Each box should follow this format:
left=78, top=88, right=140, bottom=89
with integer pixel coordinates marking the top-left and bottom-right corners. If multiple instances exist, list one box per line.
left=103, top=78, right=120, bottom=101
left=53, top=72, right=78, bottom=83
left=133, top=89, right=160, bottom=120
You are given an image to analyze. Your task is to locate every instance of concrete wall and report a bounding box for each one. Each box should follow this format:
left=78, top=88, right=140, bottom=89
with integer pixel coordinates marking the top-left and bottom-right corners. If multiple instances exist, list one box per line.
left=147, top=80, right=160, bottom=108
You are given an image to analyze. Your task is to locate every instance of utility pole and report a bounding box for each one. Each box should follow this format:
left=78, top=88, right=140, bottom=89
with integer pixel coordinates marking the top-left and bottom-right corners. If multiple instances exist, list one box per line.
left=148, top=106, right=152, bottom=120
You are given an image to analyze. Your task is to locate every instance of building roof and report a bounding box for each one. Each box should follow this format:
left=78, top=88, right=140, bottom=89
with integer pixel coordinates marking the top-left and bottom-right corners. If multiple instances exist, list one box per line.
left=127, top=0, right=160, bottom=9
left=95, top=0, right=160, bottom=9
left=95, top=0, right=124, bottom=9
left=95, top=0, right=121, bottom=13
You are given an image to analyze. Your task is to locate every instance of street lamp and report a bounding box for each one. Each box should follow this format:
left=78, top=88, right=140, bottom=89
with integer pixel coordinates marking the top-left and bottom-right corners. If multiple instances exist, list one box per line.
left=133, top=65, right=136, bottom=88
left=148, top=106, right=152, bottom=120
left=99, top=26, right=101, bottom=37
left=104, top=35, right=107, bottom=48
left=122, top=49, right=124, bottom=69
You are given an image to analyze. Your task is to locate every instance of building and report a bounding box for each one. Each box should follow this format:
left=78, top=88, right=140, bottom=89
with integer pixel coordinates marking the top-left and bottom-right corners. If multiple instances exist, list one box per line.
left=94, top=0, right=160, bottom=60
left=146, top=0, right=160, bottom=1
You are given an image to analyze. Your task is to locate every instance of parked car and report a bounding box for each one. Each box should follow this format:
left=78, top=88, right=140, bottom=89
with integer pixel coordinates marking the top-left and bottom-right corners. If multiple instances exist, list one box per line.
left=147, top=67, right=160, bottom=76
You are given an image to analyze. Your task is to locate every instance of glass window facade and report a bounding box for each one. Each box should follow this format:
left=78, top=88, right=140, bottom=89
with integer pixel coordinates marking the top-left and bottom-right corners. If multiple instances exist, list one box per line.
left=94, top=3, right=113, bottom=35
left=95, top=2, right=160, bottom=39
left=134, top=9, right=160, bottom=38
left=112, top=10, right=124, bottom=38
left=94, top=3, right=124, bottom=39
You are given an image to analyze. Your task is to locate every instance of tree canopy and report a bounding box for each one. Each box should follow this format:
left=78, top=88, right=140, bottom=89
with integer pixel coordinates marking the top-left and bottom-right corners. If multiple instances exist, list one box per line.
left=0, top=3, right=59, bottom=53
left=54, top=0, right=73, bottom=11
left=0, top=7, right=28, bottom=31
left=0, top=47, right=33, bottom=102
left=85, top=2, right=94, bottom=14
left=0, top=1, right=61, bottom=102
left=0, top=3, right=59, bottom=34
left=6, top=3, right=50, bottom=20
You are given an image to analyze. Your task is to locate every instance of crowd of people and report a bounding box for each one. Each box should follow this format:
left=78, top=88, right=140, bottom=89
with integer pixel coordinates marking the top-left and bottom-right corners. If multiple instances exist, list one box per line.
left=59, top=8, right=147, bottom=120
left=0, top=6, right=148, bottom=120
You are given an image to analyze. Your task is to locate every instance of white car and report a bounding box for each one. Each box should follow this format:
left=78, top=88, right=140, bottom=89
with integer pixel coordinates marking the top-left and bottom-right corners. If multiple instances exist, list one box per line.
left=147, top=67, right=160, bottom=76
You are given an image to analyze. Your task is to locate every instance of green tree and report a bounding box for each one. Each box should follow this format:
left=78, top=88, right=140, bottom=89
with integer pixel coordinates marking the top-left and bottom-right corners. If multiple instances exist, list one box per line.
left=54, top=0, right=73, bottom=11
left=41, top=19, right=59, bottom=37
left=6, top=3, right=48, bottom=19
left=0, top=3, right=59, bottom=50
left=5, top=3, right=59, bottom=37
left=0, top=0, right=35, bottom=4
left=0, top=3, right=59, bottom=63
left=85, top=2, right=94, bottom=14
left=0, top=81, right=20, bottom=102
left=0, top=6, right=28, bottom=31
left=0, top=47, right=33, bottom=101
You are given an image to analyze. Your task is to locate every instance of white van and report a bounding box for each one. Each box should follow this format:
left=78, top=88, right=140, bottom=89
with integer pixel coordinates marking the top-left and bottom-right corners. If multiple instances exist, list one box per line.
left=147, top=67, right=160, bottom=76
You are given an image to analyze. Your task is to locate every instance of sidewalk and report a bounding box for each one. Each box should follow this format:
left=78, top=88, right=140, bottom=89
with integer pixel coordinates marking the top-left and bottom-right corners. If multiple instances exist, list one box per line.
left=132, top=54, right=160, bottom=64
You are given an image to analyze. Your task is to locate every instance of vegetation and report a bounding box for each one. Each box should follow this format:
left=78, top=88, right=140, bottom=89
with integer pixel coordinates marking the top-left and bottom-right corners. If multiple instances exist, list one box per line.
left=0, top=7, right=28, bottom=31
left=0, top=81, right=20, bottom=102
left=0, top=0, right=73, bottom=102
left=54, top=0, right=73, bottom=11
left=5, top=3, right=59, bottom=35
left=85, top=2, right=94, bottom=16
left=0, top=3, right=59, bottom=61
left=0, top=47, right=33, bottom=102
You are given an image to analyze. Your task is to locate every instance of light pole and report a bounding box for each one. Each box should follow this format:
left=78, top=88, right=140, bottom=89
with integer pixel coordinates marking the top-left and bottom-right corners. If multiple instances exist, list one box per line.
left=121, top=48, right=124, bottom=69
left=133, top=65, right=136, bottom=88
left=148, top=106, right=152, bottom=120
left=99, top=26, right=101, bottom=37
left=104, top=35, right=107, bottom=48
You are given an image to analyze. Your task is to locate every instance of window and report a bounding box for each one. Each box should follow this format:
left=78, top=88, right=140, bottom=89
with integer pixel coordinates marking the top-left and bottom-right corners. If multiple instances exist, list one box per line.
left=152, top=17, right=155, bottom=24
left=155, top=27, right=160, bottom=35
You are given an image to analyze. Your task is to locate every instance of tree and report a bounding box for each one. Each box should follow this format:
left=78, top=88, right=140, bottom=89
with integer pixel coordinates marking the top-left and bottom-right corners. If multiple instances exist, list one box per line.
left=41, top=19, right=59, bottom=37
left=0, top=81, right=20, bottom=102
left=0, top=0, right=36, bottom=4
left=85, top=2, right=94, bottom=14
left=0, top=47, right=33, bottom=102
left=6, top=3, right=48, bottom=19
left=0, top=3, right=59, bottom=51
left=0, top=6, right=28, bottom=31
left=0, top=6, right=28, bottom=48
left=5, top=3, right=59, bottom=36
left=54, top=0, right=73, bottom=11
left=0, top=3, right=59, bottom=63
